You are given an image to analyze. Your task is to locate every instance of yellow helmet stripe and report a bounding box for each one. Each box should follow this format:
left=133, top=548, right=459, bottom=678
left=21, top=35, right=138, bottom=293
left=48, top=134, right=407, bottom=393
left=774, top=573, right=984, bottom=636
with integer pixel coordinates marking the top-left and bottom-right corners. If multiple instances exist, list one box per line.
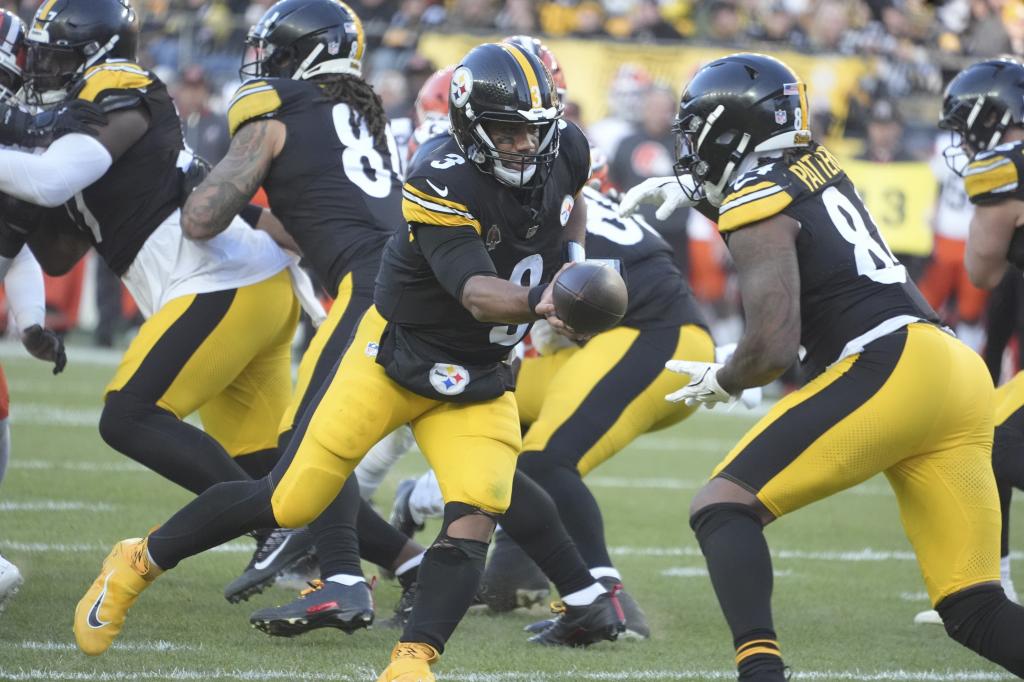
left=34, top=0, right=60, bottom=30
left=336, top=0, right=365, bottom=61
left=498, top=43, right=541, bottom=109
left=797, top=81, right=809, bottom=131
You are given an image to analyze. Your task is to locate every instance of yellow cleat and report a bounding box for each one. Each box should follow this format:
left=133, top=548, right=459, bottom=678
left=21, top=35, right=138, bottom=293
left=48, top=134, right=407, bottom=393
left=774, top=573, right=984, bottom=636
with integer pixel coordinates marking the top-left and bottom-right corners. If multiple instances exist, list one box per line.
left=74, top=537, right=160, bottom=656
left=376, top=642, right=439, bottom=682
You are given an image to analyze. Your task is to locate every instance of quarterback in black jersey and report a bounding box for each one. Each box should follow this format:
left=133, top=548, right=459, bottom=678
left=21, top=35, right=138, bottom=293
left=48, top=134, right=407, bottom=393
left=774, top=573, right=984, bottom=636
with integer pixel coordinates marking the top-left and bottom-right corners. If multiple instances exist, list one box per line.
left=624, top=53, right=1022, bottom=679
left=0, top=0, right=307, bottom=520
left=73, top=39, right=591, bottom=681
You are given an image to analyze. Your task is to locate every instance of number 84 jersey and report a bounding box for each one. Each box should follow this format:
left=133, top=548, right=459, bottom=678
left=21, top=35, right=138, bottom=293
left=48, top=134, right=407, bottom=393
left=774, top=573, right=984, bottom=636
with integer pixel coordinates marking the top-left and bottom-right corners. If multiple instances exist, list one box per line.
left=227, top=78, right=404, bottom=294
left=713, top=143, right=938, bottom=378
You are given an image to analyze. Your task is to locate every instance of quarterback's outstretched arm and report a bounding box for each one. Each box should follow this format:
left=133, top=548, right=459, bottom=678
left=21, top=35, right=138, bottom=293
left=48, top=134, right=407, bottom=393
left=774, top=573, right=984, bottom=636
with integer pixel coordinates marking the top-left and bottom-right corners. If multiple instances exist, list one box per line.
left=966, top=201, right=1024, bottom=289
left=716, top=213, right=802, bottom=394
left=182, top=119, right=284, bottom=241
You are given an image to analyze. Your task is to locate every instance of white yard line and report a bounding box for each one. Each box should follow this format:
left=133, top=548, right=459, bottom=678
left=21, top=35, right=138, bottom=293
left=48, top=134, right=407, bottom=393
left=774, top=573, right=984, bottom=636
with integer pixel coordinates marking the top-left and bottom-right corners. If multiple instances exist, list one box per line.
left=0, top=669, right=1015, bottom=681
left=0, top=540, right=251, bottom=554
left=9, top=405, right=101, bottom=427
left=9, top=460, right=146, bottom=473
left=7, top=640, right=198, bottom=653
left=0, top=500, right=116, bottom=512
left=0, top=341, right=122, bottom=366
left=661, top=567, right=794, bottom=578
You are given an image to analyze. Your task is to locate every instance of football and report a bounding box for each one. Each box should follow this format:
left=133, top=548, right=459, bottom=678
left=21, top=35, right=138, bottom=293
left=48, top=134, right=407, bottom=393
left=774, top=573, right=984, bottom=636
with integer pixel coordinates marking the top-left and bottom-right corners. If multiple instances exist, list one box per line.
left=552, top=262, right=628, bottom=335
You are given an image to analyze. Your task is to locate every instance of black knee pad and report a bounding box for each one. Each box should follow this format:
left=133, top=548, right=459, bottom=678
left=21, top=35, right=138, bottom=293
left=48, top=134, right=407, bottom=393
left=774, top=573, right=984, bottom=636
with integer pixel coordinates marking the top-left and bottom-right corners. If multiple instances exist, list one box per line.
left=517, top=449, right=577, bottom=479
left=100, top=391, right=156, bottom=449
left=992, top=424, right=1024, bottom=484
left=433, top=502, right=496, bottom=560
left=690, top=502, right=763, bottom=541
left=937, top=583, right=1024, bottom=675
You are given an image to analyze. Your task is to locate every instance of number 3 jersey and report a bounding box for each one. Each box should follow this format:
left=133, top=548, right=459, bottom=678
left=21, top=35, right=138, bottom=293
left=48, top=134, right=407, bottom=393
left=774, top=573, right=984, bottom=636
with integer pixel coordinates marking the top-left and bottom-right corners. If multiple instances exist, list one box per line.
left=375, top=122, right=591, bottom=374
left=227, top=77, right=405, bottom=295
left=711, top=143, right=938, bottom=378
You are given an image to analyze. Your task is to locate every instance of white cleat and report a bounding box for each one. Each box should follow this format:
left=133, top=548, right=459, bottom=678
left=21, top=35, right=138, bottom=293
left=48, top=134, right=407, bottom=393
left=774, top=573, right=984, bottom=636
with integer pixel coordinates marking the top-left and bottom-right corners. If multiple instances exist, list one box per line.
left=913, top=609, right=943, bottom=625
left=0, top=553, right=23, bottom=613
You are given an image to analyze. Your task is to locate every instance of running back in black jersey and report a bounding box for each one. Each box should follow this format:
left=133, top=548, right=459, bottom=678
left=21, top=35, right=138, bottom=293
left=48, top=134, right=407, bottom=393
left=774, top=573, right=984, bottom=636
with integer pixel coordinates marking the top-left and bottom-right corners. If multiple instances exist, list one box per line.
left=582, top=186, right=706, bottom=331
left=374, top=121, right=591, bottom=393
left=226, top=78, right=404, bottom=295
left=712, top=143, right=939, bottom=377
left=66, top=60, right=185, bottom=276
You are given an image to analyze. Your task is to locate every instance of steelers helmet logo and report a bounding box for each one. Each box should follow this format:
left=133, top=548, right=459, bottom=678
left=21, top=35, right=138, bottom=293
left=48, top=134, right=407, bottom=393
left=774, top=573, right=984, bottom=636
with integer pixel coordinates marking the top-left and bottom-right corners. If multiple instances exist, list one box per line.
left=451, top=66, right=473, bottom=109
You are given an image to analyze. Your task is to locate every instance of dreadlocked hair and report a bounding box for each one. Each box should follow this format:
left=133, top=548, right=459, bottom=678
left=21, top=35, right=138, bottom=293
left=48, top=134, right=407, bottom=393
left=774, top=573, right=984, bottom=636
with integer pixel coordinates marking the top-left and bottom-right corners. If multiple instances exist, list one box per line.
left=317, top=74, right=388, bottom=148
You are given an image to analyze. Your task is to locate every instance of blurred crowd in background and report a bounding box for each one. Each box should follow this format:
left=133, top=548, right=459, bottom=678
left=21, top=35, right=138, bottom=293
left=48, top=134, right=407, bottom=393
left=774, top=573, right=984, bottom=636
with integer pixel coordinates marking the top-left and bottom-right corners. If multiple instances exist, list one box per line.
left=4, top=0, right=1024, bottom=389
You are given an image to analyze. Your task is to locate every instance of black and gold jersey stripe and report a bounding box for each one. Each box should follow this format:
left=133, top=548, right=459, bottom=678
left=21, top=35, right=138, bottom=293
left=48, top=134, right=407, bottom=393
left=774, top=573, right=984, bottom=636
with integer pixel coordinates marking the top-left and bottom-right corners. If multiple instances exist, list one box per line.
left=76, top=61, right=154, bottom=103
left=402, top=182, right=482, bottom=234
left=964, top=146, right=1021, bottom=205
left=227, top=80, right=283, bottom=137
left=717, top=180, right=793, bottom=233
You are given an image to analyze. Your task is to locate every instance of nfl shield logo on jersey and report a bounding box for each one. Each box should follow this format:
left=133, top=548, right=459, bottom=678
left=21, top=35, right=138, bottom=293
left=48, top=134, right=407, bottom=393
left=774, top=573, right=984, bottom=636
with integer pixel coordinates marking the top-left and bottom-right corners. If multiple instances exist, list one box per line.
left=429, top=363, right=470, bottom=396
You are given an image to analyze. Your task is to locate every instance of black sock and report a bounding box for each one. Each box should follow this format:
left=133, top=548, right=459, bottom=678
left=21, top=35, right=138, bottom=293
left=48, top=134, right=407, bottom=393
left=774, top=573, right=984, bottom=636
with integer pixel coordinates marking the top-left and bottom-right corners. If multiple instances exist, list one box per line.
left=310, top=475, right=364, bottom=579
left=100, top=390, right=249, bottom=495
left=500, top=470, right=596, bottom=597
left=691, top=503, right=784, bottom=679
left=148, top=478, right=277, bottom=570
left=401, top=503, right=490, bottom=653
left=992, top=423, right=1024, bottom=557
left=235, top=448, right=280, bottom=480
left=937, top=583, right=1024, bottom=675
left=357, top=498, right=410, bottom=570
left=518, top=450, right=612, bottom=568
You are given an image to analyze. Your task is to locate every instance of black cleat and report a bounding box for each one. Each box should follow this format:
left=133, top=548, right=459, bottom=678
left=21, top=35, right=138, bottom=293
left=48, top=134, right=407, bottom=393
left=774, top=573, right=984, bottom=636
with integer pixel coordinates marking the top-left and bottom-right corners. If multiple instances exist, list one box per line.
left=479, top=529, right=550, bottom=612
left=388, top=478, right=424, bottom=539
left=596, top=576, right=650, bottom=639
left=527, top=588, right=626, bottom=647
left=250, top=579, right=374, bottom=637
left=379, top=574, right=418, bottom=629
left=224, top=528, right=315, bottom=603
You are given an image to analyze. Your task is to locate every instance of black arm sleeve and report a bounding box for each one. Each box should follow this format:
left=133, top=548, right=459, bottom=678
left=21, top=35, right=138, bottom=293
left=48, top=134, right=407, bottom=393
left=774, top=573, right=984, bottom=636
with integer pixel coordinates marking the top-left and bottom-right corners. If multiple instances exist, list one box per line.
left=414, top=223, right=497, bottom=300
left=0, top=218, right=25, bottom=259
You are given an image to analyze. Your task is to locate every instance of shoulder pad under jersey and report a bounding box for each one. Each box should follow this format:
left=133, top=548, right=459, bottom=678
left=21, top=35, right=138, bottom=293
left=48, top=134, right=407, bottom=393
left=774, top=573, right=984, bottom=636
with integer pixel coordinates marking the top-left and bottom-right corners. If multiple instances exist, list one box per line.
left=227, top=79, right=285, bottom=137
left=964, top=141, right=1023, bottom=205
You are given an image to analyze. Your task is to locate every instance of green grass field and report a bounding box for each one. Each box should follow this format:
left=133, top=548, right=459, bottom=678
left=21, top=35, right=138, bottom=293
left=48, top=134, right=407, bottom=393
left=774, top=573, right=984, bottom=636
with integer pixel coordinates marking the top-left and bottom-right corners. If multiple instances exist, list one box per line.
left=0, top=342, right=1019, bottom=681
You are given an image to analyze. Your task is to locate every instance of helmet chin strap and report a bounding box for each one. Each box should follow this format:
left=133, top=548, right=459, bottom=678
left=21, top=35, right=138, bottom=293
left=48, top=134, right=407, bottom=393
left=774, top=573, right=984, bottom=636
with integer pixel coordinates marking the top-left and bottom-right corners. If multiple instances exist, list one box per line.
left=704, top=132, right=750, bottom=207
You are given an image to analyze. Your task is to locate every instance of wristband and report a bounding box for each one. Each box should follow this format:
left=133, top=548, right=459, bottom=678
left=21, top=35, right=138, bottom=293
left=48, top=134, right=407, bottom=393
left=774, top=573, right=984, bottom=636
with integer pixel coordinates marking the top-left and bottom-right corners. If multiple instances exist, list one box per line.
left=564, top=240, right=585, bottom=263
left=527, top=283, right=548, bottom=315
left=239, top=203, right=263, bottom=228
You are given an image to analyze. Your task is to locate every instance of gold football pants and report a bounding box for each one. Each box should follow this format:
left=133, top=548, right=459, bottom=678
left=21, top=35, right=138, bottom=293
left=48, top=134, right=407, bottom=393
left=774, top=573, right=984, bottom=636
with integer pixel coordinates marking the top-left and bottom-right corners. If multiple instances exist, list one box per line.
left=106, top=269, right=299, bottom=457
left=269, top=306, right=521, bottom=528
left=518, top=324, right=714, bottom=475
left=712, top=323, right=999, bottom=605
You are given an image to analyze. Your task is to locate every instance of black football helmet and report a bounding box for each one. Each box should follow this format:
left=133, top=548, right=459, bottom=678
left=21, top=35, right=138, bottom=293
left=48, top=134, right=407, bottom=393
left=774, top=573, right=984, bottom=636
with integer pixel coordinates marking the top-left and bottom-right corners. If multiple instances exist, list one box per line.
left=241, top=0, right=365, bottom=82
left=939, top=58, right=1024, bottom=175
left=0, top=11, right=26, bottom=104
left=449, top=42, right=563, bottom=189
left=24, top=0, right=138, bottom=105
left=672, top=53, right=811, bottom=205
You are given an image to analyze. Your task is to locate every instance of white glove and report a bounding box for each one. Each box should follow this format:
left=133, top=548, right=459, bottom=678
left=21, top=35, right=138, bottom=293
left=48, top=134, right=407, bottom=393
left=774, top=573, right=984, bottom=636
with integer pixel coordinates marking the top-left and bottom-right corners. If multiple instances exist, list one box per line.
left=714, top=344, right=763, bottom=410
left=665, top=360, right=733, bottom=408
left=617, top=175, right=700, bottom=221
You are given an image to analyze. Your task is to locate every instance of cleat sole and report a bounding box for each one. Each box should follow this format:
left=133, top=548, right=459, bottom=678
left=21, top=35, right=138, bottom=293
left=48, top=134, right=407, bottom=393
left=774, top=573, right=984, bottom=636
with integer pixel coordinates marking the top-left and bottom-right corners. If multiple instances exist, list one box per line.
left=251, top=610, right=375, bottom=638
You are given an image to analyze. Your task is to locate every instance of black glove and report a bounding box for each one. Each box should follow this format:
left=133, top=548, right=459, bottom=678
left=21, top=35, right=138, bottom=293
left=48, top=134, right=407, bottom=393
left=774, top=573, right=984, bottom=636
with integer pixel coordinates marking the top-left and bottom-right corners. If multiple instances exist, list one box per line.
left=179, top=154, right=212, bottom=205
left=22, top=324, right=67, bottom=375
left=0, top=100, right=107, bottom=147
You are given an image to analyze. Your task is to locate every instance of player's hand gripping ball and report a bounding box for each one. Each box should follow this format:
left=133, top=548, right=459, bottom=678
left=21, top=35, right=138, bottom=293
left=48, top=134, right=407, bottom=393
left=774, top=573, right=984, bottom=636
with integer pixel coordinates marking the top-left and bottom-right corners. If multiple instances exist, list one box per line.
left=552, top=262, right=627, bottom=336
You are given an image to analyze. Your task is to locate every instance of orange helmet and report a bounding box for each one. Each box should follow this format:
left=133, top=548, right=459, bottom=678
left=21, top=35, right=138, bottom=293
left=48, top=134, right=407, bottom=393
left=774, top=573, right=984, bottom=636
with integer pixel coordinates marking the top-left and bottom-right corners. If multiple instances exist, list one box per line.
left=503, top=34, right=567, bottom=99
left=414, top=65, right=455, bottom=124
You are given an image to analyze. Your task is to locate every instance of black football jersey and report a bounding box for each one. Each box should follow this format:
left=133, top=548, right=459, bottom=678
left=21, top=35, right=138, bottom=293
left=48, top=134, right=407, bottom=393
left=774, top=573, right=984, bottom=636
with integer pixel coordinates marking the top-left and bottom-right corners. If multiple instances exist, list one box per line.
left=713, top=143, right=938, bottom=377
left=963, top=140, right=1024, bottom=206
left=227, top=78, right=404, bottom=295
left=582, top=186, right=706, bottom=330
left=374, top=122, right=592, bottom=367
left=65, top=60, right=185, bottom=276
